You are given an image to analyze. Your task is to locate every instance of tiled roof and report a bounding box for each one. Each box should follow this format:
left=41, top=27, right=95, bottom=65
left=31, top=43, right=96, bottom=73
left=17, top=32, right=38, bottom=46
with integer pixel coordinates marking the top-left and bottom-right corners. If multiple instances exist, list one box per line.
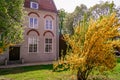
left=24, top=0, right=57, bottom=13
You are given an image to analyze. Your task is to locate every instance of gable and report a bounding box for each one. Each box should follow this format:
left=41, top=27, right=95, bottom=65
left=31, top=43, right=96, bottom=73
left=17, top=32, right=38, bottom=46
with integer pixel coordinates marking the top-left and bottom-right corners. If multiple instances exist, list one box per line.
left=24, top=0, right=57, bottom=13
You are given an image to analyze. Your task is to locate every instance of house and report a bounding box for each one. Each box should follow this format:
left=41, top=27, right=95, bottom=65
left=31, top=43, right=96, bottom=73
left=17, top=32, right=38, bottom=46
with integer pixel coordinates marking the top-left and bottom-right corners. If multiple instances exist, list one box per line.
left=0, top=0, right=59, bottom=64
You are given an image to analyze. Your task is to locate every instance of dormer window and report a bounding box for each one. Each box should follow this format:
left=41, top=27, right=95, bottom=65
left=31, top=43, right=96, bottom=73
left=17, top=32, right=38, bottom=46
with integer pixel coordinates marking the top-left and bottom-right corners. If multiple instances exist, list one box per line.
left=30, top=2, right=38, bottom=9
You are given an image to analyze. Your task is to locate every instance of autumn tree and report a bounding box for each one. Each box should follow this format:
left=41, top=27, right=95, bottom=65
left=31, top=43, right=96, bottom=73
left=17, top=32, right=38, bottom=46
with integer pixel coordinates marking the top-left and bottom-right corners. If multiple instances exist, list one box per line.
left=54, top=13, right=120, bottom=80
left=0, top=0, right=24, bottom=53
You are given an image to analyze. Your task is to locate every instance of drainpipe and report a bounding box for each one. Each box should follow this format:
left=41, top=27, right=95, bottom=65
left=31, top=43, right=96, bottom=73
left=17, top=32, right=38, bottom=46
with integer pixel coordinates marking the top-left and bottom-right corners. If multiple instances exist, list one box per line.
left=56, top=13, right=59, bottom=60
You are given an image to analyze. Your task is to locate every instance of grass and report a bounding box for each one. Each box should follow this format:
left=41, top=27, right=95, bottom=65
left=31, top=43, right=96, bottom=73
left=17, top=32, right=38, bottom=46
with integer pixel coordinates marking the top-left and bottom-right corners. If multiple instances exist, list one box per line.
left=0, top=58, right=120, bottom=80
left=0, top=64, right=73, bottom=80
left=104, top=57, right=120, bottom=80
left=88, top=57, right=120, bottom=80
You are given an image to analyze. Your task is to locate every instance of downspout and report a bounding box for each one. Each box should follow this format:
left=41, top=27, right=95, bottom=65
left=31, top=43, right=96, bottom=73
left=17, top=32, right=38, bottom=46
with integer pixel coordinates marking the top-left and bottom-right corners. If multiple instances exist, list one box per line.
left=56, top=13, right=59, bottom=60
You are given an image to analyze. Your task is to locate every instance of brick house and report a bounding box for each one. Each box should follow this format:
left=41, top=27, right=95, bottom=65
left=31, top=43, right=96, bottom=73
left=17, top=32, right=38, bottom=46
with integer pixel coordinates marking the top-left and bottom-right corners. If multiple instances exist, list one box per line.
left=0, top=0, right=59, bottom=64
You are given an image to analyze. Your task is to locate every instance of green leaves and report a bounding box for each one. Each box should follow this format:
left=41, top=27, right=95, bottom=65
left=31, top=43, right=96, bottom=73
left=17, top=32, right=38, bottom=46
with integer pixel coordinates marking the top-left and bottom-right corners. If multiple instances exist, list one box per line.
left=0, top=0, right=24, bottom=53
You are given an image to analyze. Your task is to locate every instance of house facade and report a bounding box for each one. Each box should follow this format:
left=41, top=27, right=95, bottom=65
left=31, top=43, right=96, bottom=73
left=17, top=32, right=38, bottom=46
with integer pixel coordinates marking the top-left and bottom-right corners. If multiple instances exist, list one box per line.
left=0, top=0, right=59, bottom=64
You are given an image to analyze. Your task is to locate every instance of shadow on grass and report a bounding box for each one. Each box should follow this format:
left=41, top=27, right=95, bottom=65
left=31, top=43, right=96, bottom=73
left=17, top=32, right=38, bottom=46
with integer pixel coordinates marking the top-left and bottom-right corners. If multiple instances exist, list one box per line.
left=0, top=64, right=53, bottom=75
left=117, top=57, right=120, bottom=63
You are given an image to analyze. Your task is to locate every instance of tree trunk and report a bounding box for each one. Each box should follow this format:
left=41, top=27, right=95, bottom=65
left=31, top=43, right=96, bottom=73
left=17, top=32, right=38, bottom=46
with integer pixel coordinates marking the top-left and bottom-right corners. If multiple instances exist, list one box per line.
left=77, top=70, right=86, bottom=80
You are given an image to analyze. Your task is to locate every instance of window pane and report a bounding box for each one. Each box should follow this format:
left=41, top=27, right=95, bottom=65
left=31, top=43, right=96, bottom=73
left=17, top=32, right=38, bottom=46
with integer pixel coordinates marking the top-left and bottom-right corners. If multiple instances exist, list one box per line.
left=48, top=45, right=50, bottom=52
left=45, top=39, right=49, bottom=43
left=30, top=18, right=33, bottom=28
left=45, top=20, right=52, bottom=30
left=46, top=20, right=49, bottom=29
left=45, top=45, right=49, bottom=52
left=29, top=44, right=33, bottom=52
left=31, top=2, right=38, bottom=9
left=49, top=39, right=52, bottom=43
left=33, top=3, right=37, bottom=8
left=34, top=44, right=37, bottom=52
left=45, top=38, right=52, bottom=53
left=29, top=18, right=38, bottom=28
left=29, top=37, right=37, bottom=53
left=49, top=45, right=52, bottom=52
left=50, top=20, right=52, bottom=29
left=34, top=18, right=38, bottom=28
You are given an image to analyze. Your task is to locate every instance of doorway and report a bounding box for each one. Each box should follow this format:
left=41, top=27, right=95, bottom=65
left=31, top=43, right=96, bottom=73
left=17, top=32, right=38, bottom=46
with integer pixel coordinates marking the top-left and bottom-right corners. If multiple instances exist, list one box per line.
left=9, top=46, right=20, bottom=61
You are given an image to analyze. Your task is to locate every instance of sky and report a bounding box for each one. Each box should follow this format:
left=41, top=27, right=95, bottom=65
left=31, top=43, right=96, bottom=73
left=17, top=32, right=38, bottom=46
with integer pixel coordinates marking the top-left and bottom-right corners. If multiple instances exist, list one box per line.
left=54, top=0, right=120, bottom=13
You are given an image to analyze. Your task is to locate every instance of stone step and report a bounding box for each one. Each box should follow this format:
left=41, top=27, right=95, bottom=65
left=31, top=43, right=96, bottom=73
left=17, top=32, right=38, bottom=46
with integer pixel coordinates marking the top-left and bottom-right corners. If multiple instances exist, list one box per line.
left=8, top=60, right=21, bottom=65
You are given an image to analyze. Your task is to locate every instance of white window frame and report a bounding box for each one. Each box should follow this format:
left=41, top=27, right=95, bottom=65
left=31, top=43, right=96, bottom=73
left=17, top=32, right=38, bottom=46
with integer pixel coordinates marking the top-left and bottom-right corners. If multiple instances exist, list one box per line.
left=28, top=37, right=38, bottom=53
left=45, top=19, right=53, bottom=30
left=30, top=2, right=39, bottom=9
left=29, top=17, right=38, bottom=28
left=44, top=38, right=53, bottom=53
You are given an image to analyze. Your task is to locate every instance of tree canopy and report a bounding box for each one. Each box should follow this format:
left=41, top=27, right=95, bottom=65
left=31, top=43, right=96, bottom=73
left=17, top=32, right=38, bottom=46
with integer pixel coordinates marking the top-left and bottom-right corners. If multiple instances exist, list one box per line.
left=89, top=1, right=115, bottom=20
left=0, top=0, right=24, bottom=53
left=62, top=1, right=118, bottom=34
left=58, top=9, right=66, bottom=35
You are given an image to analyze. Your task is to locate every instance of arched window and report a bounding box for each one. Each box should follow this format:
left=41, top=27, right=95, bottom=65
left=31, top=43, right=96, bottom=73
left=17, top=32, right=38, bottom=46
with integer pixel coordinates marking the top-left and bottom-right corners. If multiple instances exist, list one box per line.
left=28, top=11, right=39, bottom=29
left=28, top=36, right=38, bottom=53
left=45, top=19, right=53, bottom=30
left=44, top=32, right=54, bottom=53
left=44, top=15, right=54, bottom=30
left=44, top=38, right=53, bottom=53
left=27, top=30, right=39, bottom=53
left=29, top=17, right=38, bottom=28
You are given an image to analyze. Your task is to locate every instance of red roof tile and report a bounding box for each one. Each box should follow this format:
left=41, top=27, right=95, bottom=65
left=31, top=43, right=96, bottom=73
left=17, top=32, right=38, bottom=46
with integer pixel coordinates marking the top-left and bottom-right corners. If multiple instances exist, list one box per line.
left=24, top=0, right=57, bottom=13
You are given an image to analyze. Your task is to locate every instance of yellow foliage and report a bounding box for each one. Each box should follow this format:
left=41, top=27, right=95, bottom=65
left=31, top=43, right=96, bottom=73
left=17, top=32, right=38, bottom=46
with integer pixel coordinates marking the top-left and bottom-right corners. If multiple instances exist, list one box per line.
left=0, top=48, right=3, bottom=54
left=54, top=13, right=120, bottom=79
left=0, top=43, right=15, bottom=54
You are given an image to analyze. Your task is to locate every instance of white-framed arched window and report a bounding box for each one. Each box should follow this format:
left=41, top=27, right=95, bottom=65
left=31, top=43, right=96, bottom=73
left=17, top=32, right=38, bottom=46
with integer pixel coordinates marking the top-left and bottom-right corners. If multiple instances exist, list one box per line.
left=28, top=36, right=38, bottom=53
left=29, top=17, right=38, bottom=28
left=45, top=19, right=53, bottom=30
left=44, top=38, right=53, bottom=53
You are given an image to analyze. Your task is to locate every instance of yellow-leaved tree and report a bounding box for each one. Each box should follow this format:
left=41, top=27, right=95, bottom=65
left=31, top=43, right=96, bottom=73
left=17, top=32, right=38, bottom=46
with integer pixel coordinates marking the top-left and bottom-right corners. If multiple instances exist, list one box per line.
left=54, top=13, right=120, bottom=80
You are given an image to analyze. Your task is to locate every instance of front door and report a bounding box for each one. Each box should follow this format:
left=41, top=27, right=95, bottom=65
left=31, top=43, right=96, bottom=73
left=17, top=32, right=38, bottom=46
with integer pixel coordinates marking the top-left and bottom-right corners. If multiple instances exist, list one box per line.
left=9, top=46, right=20, bottom=61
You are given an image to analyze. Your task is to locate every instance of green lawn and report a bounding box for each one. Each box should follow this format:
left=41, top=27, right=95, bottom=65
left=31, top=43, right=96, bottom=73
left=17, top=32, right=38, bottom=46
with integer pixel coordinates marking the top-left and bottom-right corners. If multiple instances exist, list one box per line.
left=104, top=58, right=120, bottom=80
left=0, top=58, right=120, bottom=80
left=0, top=64, right=73, bottom=80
